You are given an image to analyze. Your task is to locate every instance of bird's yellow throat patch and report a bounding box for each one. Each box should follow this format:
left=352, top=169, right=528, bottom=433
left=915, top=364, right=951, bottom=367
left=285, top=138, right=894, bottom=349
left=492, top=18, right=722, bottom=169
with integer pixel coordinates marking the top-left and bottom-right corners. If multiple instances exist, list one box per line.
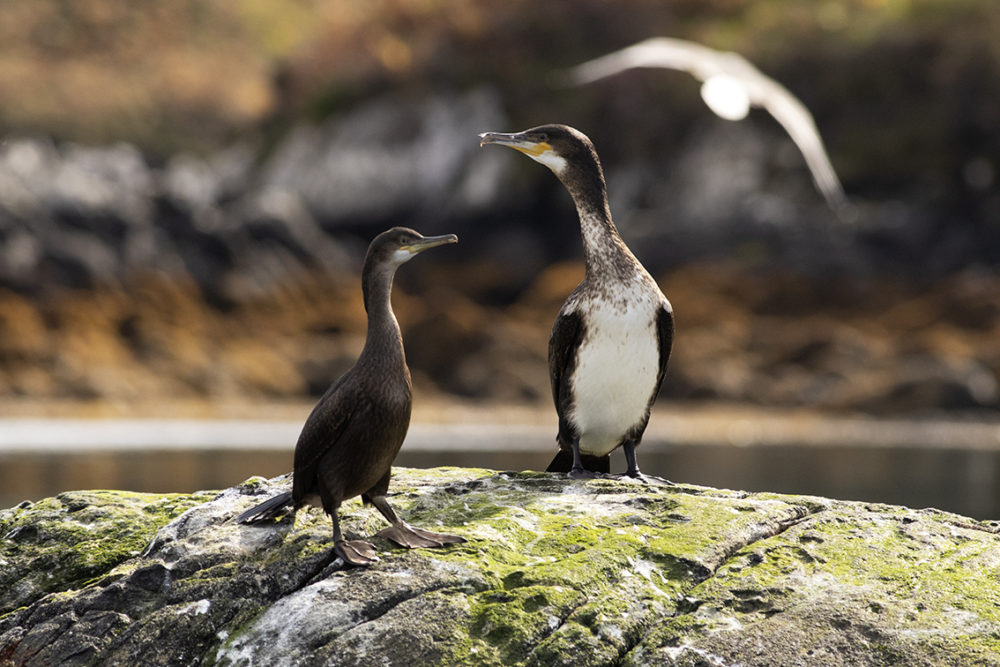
left=514, top=141, right=553, bottom=157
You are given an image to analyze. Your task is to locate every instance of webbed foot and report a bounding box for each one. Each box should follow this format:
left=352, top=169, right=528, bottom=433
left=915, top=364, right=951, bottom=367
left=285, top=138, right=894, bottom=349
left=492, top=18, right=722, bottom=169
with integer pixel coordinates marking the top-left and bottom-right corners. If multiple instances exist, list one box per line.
left=335, top=539, right=379, bottom=566
left=377, top=523, right=466, bottom=549
left=611, top=471, right=674, bottom=486
left=568, top=467, right=604, bottom=480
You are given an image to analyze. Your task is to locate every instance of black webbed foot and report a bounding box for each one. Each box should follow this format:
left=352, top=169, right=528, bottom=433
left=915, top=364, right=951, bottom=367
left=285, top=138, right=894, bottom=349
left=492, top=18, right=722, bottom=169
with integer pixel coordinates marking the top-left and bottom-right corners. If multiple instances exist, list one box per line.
left=568, top=466, right=605, bottom=480
left=377, top=522, right=466, bottom=549
left=610, top=471, right=647, bottom=483
left=610, top=471, right=674, bottom=487
left=335, top=539, right=379, bottom=566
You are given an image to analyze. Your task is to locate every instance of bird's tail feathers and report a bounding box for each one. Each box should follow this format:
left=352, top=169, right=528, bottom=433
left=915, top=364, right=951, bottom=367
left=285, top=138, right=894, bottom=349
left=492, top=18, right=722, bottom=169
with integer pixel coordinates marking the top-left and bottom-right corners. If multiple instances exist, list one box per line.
left=235, top=491, right=294, bottom=524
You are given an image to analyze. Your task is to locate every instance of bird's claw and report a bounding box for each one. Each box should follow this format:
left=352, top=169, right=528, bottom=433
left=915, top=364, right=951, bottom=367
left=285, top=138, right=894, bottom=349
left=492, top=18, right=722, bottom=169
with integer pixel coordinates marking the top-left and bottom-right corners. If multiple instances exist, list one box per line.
left=335, top=539, right=379, bottom=566
left=568, top=467, right=605, bottom=480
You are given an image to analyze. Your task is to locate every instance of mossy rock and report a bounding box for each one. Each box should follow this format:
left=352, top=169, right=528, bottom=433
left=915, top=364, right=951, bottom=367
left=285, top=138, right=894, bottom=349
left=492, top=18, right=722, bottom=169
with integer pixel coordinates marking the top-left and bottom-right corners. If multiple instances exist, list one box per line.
left=0, top=490, right=217, bottom=617
left=1, top=467, right=999, bottom=666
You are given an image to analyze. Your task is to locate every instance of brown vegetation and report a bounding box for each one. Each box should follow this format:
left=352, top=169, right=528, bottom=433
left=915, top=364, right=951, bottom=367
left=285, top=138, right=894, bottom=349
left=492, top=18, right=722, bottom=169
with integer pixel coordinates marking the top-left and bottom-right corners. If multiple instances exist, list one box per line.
left=1, top=261, right=997, bottom=415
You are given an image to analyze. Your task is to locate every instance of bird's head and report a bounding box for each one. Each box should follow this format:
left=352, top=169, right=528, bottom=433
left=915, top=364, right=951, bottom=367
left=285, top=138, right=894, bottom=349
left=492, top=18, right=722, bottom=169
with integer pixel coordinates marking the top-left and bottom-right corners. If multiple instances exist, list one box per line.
left=479, top=124, right=608, bottom=209
left=478, top=124, right=603, bottom=180
left=368, top=227, right=458, bottom=268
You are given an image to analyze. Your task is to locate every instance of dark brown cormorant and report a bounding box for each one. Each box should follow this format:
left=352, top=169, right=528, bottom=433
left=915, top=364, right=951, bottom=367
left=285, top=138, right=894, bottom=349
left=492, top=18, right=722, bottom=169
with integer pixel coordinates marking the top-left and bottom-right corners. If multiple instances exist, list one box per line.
left=479, top=125, right=673, bottom=478
left=236, top=227, right=464, bottom=566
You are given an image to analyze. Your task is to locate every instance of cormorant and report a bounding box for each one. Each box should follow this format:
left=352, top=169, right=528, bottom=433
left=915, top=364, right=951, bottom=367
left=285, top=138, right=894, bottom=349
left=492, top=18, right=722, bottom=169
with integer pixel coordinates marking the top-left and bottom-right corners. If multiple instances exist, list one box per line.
left=479, top=125, right=673, bottom=478
left=236, top=227, right=464, bottom=566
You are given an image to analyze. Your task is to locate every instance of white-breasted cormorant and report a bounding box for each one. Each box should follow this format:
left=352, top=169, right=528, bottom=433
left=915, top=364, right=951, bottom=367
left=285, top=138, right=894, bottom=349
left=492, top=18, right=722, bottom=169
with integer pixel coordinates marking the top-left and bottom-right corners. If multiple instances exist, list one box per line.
left=480, top=125, right=673, bottom=478
left=236, top=227, right=464, bottom=566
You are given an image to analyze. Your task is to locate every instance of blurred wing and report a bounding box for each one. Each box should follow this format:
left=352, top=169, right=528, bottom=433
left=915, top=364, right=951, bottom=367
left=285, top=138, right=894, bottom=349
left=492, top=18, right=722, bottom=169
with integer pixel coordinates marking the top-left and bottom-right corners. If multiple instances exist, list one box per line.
left=569, top=37, right=727, bottom=85
left=750, top=76, right=848, bottom=210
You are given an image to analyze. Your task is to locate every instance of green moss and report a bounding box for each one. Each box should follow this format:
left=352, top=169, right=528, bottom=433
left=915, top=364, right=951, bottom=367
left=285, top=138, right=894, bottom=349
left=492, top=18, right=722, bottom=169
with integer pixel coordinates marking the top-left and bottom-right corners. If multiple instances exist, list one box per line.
left=748, top=491, right=832, bottom=515
left=470, top=585, right=584, bottom=663
left=408, top=472, right=814, bottom=664
left=0, top=488, right=216, bottom=614
left=236, top=476, right=270, bottom=491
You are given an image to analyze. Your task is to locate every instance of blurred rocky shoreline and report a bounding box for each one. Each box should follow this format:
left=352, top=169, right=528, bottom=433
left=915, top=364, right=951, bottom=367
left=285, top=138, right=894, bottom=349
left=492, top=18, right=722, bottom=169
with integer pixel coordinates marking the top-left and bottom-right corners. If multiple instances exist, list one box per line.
left=0, top=86, right=998, bottom=416
left=2, top=0, right=1000, bottom=417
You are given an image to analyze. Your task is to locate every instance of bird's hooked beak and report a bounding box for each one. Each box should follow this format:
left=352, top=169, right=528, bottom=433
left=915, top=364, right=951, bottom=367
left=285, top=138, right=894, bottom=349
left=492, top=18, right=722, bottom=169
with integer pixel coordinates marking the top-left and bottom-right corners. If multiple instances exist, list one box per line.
left=479, top=130, right=568, bottom=175
left=402, top=233, right=458, bottom=256
left=478, top=131, right=552, bottom=157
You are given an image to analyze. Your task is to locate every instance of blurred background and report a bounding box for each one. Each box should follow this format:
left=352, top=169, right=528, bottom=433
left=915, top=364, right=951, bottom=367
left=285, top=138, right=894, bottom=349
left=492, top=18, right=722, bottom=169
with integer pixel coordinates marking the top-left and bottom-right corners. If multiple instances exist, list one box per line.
left=1, top=0, right=998, bottom=517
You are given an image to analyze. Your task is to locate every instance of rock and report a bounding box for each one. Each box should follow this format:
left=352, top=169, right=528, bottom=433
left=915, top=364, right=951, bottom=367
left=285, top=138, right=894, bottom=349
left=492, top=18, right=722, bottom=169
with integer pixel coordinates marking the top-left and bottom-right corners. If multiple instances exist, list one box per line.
left=2, top=468, right=999, bottom=666
left=0, top=134, right=359, bottom=298
left=0, top=490, right=217, bottom=619
left=259, top=88, right=504, bottom=223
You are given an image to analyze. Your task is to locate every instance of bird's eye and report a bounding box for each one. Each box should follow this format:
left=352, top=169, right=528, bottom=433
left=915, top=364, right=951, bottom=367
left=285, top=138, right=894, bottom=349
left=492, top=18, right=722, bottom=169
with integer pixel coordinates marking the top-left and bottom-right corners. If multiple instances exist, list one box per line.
left=537, top=133, right=548, bottom=143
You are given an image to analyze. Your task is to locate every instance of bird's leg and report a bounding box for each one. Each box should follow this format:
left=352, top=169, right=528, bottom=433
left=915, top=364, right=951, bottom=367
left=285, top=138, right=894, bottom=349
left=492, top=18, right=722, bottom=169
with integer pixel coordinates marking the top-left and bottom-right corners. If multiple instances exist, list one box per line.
left=370, top=495, right=466, bottom=549
left=622, top=439, right=642, bottom=478
left=331, top=510, right=378, bottom=566
left=568, top=437, right=601, bottom=479
left=614, top=440, right=672, bottom=486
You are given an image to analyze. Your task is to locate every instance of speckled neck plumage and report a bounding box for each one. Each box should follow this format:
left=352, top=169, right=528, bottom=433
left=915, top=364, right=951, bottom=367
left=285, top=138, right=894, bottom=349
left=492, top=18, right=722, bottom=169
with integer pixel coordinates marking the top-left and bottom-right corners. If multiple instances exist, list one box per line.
left=559, top=160, right=643, bottom=286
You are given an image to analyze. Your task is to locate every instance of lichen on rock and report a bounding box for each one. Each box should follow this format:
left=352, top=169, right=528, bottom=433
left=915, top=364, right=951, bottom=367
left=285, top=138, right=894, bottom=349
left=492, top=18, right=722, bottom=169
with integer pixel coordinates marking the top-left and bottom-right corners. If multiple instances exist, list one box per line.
left=1, top=467, right=999, bottom=666
left=0, top=489, right=217, bottom=618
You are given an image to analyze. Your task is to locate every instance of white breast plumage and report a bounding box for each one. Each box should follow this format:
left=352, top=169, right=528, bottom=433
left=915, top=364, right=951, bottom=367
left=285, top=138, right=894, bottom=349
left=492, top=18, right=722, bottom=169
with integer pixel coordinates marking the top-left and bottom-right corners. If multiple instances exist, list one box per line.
left=567, top=284, right=662, bottom=456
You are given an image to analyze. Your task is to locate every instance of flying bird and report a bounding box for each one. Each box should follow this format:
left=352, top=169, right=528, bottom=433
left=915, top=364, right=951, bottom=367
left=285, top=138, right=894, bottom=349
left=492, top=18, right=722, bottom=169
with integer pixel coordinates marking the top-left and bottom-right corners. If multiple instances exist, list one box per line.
left=568, top=37, right=848, bottom=213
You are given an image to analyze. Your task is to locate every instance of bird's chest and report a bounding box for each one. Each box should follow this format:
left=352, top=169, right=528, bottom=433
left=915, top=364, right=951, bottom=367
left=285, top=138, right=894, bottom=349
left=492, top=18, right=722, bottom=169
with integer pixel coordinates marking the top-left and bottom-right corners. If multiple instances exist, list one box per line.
left=340, top=369, right=411, bottom=478
left=362, top=377, right=411, bottom=450
left=568, top=294, right=661, bottom=454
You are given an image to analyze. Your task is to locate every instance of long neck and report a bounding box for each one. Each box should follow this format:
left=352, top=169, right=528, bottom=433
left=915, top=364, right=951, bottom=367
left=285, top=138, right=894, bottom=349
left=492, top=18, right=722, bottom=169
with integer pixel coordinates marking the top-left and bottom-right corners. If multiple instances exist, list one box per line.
left=360, top=261, right=406, bottom=369
left=561, top=168, right=635, bottom=279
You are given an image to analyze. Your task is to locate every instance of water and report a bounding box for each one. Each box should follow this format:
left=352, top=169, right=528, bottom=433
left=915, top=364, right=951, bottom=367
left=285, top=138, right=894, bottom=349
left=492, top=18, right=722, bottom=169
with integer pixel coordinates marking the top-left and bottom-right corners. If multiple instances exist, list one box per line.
left=1, top=408, right=998, bottom=519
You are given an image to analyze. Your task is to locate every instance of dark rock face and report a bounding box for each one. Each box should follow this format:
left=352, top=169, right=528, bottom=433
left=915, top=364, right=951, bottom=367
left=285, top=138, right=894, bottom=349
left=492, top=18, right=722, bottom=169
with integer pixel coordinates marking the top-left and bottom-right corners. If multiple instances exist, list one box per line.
left=0, top=89, right=503, bottom=300
left=2, top=468, right=1000, bottom=666
left=0, top=135, right=349, bottom=301
left=261, top=90, right=505, bottom=223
